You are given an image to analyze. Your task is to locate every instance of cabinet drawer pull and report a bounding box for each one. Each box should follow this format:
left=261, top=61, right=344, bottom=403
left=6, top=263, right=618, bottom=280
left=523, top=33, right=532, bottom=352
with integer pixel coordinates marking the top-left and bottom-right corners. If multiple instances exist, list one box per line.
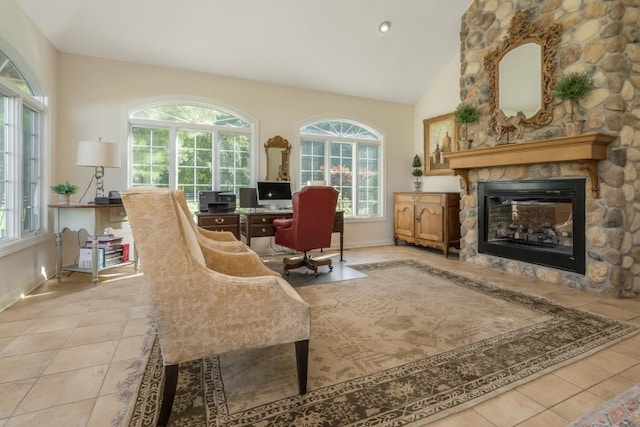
left=214, top=218, right=225, bottom=224
left=261, top=218, right=267, bottom=223
left=261, top=227, right=267, bottom=233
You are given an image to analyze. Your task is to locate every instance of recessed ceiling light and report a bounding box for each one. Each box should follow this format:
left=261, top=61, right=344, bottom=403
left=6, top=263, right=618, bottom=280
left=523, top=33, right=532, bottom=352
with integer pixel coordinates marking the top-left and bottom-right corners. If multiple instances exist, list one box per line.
left=378, top=21, right=391, bottom=33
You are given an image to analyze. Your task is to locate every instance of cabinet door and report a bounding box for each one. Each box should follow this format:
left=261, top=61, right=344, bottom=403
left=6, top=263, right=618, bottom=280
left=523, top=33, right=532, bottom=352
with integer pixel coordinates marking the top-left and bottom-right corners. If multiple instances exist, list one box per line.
left=415, top=203, right=443, bottom=242
left=394, top=202, right=415, bottom=238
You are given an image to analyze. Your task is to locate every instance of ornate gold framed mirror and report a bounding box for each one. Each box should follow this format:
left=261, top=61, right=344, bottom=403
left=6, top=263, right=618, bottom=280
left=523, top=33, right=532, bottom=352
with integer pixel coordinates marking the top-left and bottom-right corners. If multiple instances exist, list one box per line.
left=484, top=11, right=561, bottom=133
left=264, top=135, right=291, bottom=181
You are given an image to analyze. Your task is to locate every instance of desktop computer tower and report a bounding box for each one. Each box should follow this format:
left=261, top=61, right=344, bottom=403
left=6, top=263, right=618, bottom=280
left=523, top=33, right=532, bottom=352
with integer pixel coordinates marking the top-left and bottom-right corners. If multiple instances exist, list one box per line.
left=239, top=187, right=259, bottom=209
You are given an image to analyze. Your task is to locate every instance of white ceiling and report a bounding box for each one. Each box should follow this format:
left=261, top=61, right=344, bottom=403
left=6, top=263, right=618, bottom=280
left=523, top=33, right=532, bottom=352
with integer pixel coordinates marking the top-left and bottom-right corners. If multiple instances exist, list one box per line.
left=16, top=0, right=471, bottom=105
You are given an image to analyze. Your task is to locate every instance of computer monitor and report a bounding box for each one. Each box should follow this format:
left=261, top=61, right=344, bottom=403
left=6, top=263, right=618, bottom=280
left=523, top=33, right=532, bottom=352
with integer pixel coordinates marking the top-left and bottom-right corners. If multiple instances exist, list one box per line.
left=256, top=181, right=292, bottom=209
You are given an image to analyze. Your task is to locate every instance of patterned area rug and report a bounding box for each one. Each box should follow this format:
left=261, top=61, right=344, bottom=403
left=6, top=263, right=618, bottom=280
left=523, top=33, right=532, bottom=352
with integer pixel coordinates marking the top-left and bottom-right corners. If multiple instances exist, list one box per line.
left=125, top=260, right=639, bottom=427
left=567, top=384, right=640, bottom=427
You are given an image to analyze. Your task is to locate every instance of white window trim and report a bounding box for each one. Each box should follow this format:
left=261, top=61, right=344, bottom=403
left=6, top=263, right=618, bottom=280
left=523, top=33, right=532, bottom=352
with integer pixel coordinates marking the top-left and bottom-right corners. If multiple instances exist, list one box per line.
left=297, top=116, right=386, bottom=221
left=0, top=75, right=48, bottom=256
left=124, top=97, right=259, bottom=194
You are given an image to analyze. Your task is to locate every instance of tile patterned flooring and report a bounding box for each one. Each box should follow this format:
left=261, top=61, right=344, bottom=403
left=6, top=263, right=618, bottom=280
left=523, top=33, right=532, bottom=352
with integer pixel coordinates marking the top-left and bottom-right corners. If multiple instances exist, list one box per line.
left=0, top=245, right=638, bottom=426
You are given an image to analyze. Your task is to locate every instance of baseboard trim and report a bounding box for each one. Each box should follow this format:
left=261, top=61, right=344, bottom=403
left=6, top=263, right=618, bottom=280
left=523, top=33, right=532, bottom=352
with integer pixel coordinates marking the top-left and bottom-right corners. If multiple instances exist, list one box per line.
left=0, top=277, right=47, bottom=312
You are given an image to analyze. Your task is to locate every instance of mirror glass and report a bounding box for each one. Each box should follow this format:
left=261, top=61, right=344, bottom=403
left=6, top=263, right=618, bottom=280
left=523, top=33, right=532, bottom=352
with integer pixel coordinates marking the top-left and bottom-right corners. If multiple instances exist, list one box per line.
left=499, top=43, right=541, bottom=117
left=484, top=11, right=562, bottom=131
left=264, top=135, right=291, bottom=181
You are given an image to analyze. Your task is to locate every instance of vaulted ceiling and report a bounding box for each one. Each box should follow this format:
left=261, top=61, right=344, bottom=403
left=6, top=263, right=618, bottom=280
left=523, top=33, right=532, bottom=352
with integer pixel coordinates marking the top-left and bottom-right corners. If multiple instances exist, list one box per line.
left=17, top=0, right=471, bottom=105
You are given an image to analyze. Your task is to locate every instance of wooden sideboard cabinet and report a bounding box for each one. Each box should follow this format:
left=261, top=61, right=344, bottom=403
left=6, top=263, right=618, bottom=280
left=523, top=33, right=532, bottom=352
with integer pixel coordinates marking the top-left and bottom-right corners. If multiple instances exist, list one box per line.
left=393, top=192, right=461, bottom=257
left=196, top=212, right=241, bottom=240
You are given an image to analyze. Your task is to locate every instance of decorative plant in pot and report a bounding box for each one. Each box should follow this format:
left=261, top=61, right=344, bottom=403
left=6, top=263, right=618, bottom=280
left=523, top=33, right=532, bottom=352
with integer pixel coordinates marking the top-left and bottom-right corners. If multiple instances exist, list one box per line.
left=454, top=104, right=479, bottom=150
left=411, top=155, right=423, bottom=192
left=552, top=71, right=593, bottom=136
left=51, top=181, right=79, bottom=205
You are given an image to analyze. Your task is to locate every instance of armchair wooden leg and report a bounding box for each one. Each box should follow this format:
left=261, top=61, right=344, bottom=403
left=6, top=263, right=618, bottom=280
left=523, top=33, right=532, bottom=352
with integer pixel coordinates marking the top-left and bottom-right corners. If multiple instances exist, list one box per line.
left=157, top=364, right=178, bottom=427
left=295, top=340, right=309, bottom=395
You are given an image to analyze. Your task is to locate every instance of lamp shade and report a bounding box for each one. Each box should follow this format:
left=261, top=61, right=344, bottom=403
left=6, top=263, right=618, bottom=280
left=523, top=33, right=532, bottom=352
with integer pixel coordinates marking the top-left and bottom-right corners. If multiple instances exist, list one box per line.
left=76, top=140, right=121, bottom=168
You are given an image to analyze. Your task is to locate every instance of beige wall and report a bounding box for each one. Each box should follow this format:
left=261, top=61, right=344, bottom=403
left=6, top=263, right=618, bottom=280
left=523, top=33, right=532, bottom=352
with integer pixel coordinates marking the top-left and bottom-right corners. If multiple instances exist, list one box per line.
left=413, top=54, right=464, bottom=193
left=56, top=53, right=414, bottom=255
left=1, top=0, right=463, bottom=309
left=0, top=0, right=58, bottom=309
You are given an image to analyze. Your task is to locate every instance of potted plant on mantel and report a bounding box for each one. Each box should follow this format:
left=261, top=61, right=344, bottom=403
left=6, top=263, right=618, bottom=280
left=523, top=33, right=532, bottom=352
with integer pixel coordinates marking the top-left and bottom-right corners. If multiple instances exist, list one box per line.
left=411, top=155, right=423, bottom=192
left=552, top=71, right=593, bottom=136
left=454, top=103, right=479, bottom=150
left=51, top=181, right=79, bottom=205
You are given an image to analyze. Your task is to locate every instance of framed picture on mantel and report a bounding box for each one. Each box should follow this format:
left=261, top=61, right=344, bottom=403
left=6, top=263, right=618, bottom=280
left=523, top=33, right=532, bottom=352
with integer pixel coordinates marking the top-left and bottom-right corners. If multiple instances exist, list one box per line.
left=423, top=112, right=458, bottom=175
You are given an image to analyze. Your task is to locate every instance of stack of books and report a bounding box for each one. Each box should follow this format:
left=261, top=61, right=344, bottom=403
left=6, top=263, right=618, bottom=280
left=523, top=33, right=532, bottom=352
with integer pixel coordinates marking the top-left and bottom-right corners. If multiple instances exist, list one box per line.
left=78, top=234, right=130, bottom=269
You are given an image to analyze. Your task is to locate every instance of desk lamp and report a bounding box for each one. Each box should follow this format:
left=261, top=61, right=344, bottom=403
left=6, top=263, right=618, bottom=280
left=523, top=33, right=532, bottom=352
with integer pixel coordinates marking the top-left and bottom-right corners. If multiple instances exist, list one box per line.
left=76, top=138, right=121, bottom=203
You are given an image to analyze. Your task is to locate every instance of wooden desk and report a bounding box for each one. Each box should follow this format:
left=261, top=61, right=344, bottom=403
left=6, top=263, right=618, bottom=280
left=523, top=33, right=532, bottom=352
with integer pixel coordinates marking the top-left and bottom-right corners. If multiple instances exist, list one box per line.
left=49, top=204, right=137, bottom=284
left=195, top=212, right=241, bottom=239
left=240, top=210, right=344, bottom=261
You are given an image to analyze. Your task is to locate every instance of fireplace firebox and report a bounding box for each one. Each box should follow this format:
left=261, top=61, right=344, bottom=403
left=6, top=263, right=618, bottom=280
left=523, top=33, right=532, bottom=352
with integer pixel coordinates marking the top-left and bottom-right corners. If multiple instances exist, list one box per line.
left=478, top=179, right=586, bottom=274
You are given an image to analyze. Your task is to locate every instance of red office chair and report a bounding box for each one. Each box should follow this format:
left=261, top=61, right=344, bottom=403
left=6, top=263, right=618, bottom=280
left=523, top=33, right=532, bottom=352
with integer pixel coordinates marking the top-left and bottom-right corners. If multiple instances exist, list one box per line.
left=273, top=186, right=339, bottom=276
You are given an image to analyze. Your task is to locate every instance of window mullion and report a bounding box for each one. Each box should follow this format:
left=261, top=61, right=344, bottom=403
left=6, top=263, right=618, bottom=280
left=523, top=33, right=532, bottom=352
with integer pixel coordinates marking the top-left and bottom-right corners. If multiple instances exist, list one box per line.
left=168, top=126, right=178, bottom=189
left=212, top=130, right=219, bottom=189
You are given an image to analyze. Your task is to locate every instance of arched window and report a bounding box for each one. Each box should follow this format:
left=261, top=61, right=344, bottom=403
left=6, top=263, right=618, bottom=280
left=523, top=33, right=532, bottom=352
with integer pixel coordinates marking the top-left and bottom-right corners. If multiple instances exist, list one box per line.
left=0, top=48, right=45, bottom=250
left=300, top=119, right=383, bottom=218
left=128, top=103, right=254, bottom=210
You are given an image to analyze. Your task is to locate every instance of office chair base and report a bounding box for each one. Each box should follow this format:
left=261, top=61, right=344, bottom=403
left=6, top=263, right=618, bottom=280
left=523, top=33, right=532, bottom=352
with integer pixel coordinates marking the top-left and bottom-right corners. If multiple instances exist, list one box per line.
left=283, top=253, right=333, bottom=277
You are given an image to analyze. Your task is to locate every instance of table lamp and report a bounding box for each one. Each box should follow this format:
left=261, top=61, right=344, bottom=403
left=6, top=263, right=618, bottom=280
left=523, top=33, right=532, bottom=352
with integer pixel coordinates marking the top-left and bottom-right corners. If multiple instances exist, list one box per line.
left=76, top=138, right=121, bottom=202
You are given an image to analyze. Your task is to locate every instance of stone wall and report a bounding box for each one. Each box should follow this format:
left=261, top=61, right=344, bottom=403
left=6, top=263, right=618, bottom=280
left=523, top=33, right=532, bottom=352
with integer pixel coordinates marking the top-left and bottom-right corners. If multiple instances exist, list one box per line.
left=458, top=0, right=639, bottom=295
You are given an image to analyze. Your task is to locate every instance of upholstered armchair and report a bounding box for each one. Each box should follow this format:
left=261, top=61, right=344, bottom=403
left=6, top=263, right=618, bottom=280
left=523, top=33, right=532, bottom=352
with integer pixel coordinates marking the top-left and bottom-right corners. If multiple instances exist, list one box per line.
left=273, top=186, right=339, bottom=275
left=172, top=190, right=247, bottom=252
left=172, top=190, right=279, bottom=277
left=121, top=188, right=310, bottom=427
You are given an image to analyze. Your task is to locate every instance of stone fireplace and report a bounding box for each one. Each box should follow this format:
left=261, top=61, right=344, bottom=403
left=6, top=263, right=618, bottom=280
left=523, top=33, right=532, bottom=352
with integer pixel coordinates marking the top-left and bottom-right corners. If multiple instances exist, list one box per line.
left=452, top=1, right=639, bottom=295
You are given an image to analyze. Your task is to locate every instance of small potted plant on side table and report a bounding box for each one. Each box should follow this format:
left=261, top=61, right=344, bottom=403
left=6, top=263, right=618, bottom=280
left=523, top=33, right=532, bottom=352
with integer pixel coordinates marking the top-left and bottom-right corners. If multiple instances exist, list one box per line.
left=51, top=181, right=79, bottom=205
left=552, top=71, right=593, bottom=136
left=454, top=104, right=479, bottom=150
left=412, top=155, right=423, bottom=192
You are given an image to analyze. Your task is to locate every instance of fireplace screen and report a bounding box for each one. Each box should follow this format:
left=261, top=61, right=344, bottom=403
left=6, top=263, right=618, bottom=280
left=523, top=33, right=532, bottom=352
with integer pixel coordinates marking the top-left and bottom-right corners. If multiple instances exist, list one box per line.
left=478, top=180, right=585, bottom=274
left=488, top=199, right=573, bottom=253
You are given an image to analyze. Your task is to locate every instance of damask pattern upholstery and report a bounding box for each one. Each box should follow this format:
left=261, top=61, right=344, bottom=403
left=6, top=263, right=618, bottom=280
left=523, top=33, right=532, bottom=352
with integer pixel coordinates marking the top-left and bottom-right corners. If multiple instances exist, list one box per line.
left=172, top=191, right=280, bottom=277
left=172, top=190, right=247, bottom=251
left=121, top=188, right=310, bottom=365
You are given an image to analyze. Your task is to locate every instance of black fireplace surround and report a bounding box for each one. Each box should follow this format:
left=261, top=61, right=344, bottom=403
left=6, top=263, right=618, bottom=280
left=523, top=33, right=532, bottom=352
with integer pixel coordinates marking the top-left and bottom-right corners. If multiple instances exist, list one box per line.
left=478, top=179, right=586, bottom=274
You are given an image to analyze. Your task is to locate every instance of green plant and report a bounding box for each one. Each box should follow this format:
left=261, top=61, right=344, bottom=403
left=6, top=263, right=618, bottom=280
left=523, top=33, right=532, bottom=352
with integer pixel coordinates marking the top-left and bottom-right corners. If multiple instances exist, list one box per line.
left=454, top=104, right=479, bottom=140
left=411, top=155, right=423, bottom=178
left=552, top=72, right=593, bottom=122
left=50, top=181, right=79, bottom=195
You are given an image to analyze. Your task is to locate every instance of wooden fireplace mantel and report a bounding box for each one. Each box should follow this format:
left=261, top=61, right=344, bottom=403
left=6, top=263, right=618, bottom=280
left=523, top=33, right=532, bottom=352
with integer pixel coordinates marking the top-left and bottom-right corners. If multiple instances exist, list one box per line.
left=445, top=132, right=617, bottom=196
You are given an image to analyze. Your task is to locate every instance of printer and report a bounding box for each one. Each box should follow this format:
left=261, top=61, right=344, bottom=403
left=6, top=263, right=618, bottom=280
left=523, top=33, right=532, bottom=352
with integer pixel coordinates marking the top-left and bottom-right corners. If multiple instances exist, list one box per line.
left=198, top=191, right=236, bottom=213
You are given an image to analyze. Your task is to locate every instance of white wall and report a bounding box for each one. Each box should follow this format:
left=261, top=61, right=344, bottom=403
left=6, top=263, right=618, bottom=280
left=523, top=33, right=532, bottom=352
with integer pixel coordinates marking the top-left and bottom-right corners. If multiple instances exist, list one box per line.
left=413, top=54, right=463, bottom=193
left=0, top=0, right=58, bottom=310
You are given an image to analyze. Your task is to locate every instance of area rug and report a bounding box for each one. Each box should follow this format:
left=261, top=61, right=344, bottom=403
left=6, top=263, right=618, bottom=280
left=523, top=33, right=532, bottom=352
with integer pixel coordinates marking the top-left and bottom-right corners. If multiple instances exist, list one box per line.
left=567, top=384, right=640, bottom=427
left=125, top=259, right=639, bottom=427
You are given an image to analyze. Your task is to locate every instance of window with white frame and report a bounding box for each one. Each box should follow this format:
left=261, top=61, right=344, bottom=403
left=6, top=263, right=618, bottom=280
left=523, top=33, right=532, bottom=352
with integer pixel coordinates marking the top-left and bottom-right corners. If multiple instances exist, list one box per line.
left=128, top=103, right=253, bottom=210
left=0, top=49, right=44, bottom=249
left=300, top=120, right=382, bottom=218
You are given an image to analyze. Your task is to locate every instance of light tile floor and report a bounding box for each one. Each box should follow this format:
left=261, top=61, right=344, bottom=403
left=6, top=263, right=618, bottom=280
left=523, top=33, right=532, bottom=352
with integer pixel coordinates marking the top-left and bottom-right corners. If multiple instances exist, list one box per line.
left=0, top=245, right=638, bottom=426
